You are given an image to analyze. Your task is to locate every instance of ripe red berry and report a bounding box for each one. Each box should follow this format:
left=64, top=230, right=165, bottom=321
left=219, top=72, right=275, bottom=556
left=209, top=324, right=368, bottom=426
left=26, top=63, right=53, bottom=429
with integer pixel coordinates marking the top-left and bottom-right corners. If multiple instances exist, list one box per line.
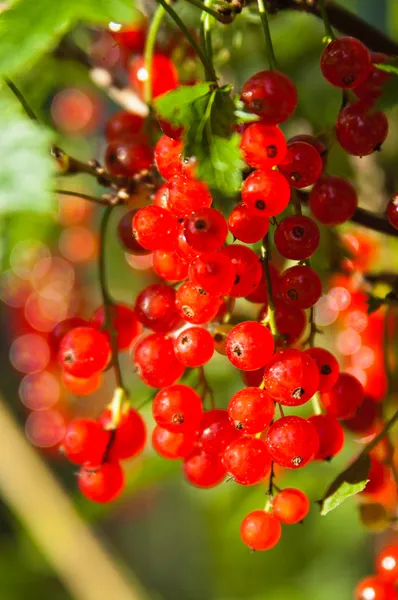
left=175, top=282, right=222, bottom=324
left=167, top=173, right=212, bottom=218
left=305, top=347, right=340, bottom=392
left=225, top=321, right=274, bottom=371
left=240, top=367, right=265, bottom=387
left=134, top=283, right=181, bottom=332
left=117, top=209, right=151, bottom=255
left=154, top=135, right=184, bottom=180
left=272, top=302, right=306, bottom=346
left=99, top=408, right=146, bottom=461
left=228, top=204, right=269, bottom=244
left=183, top=208, right=228, bottom=252
left=355, top=576, right=397, bottom=600
left=174, top=327, right=215, bottom=367
left=63, top=418, right=109, bottom=466
left=240, top=510, right=282, bottom=551
left=241, top=169, right=291, bottom=218
left=189, top=252, right=236, bottom=295
left=198, top=409, right=241, bottom=455
left=105, top=111, right=144, bottom=142
left=278, top=142, right=323, bottom=188
left=110, top=19, right=146, bottom=52
left=387, top=194, right=398, bottom=230
left=362, top=457, right=391, bottom=496
left=240, top=123, right=287, bottom=169
left=278, top=264, right=322, bottom=309
left=288, top=134, right=327, bottom=170
left=343, top=395, right=378, bottom=435
left=309, top=175, right=358, bottom=225
left=153, top=384, right=203, bottom=433
left=308, top=414, right=344, bottom=460
left=320, top=36, right=371, bottom=88
left=105, top=140, right=152, bottom=176
left=336, top=102, right=388, bottom=156
left=132, top=205, right=177, bottom=251
left=153, top=182, right=171, bottom=209
left=133, top=333, right=184, bottom=387
left=58, top=326, right=111, bottom=377
left=376, top=544, right=398, bottom=582
left=246, top=264, right=280, bottom=304
left=130, top=53, right=179, bottom=99
left=91, top=304, right=142, bottom=350
left=183, top=451, right=226, bottom=488
left=320, top=372, right=364, bottom=419
left=153, top=249, right=188, bottom=282
left=62, top=372, right=102, bottom=396
left=157, top=117, right=183, bottom=140
left=265, top=416, right=319, bottom=469
left=152, top=425, right=196, bottom=459
left=240, top=70, right=298, bottom=124
left=50, top=317, right=88, bottom=353
left=222, top=245, right=262, bottom=298
left=228, top=387, right=275, bottom=434
left=78, top=462, right=125, bottom=503
left=262, top=348, right=319, bottom=406
left=274, top=215, right=320, bottom=260
left=223, top=436, right=272, bottom=485
left=272, top=488, right=310, bottom=524
left=354, top=52, right=391, bottom=101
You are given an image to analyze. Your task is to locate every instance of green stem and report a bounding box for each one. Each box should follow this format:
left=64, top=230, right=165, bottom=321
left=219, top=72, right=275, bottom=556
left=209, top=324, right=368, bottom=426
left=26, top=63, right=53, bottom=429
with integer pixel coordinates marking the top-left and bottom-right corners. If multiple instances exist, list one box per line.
left=186, top=0, right=227, bottom=23
left=261, top=234, right=278, bottom=337
left=200, top=0, right=215, bottom=79
left=5, top=78, right=38, bottom=121
left=156, top=0, right=218, bottom=81
left=256, top=0, right=277, bottom=69
left=311, top=391, right=323, bottom=415
left=144, top=5, right=166, bottom=105
left=55, top=189, right=110, bottom=206
left=317, top=0, right=335, bottom=41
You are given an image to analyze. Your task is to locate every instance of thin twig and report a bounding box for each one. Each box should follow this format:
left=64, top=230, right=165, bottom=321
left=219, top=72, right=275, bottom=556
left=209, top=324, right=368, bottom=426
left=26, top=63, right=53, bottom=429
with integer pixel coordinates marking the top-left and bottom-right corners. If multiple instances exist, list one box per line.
left=55, top=189, right=113, bottom=206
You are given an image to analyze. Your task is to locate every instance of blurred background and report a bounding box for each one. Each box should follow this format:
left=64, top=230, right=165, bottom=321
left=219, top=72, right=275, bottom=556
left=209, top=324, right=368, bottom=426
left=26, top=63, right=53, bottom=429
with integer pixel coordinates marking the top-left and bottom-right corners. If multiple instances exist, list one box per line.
left=0, top=0, right=398, bottom=598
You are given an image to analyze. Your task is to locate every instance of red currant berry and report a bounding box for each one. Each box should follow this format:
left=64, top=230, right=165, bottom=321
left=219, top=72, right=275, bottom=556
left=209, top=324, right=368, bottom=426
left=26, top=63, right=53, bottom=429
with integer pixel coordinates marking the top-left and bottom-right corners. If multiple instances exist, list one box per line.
left=183, top=451, right=226, bottom=487
left=305, top=347, right=340, bottom=392
left=154, top=135, right=184, bottom=180
left=133, top=333, right=184, bottom=387
left=225, top=321, right=274, bottom=371
left=272, top=488, right=310, bottom=524
left=355, top=576, right=397, bottom=600
left=129, top=53, right=179, bottom=99
left=278, top=265, right=322, bottom=309
left=274, top=215, right=320, bottom=260
left=117, top=209, right=151, bottom=255
left=278, top=141, right=323, bottom=188
left=189, top=252, right=236, bottom=295
left=308, top=414, right=344, bottom=460
left=152, top=425, right=196, bottom=459
left=50, top=317, right=88, bottom=354
left=240, top=123, right=287, bottom=169
left=78, top=462, right=125, bottom=503
left=271, top=302, right=306, bottom=346
left=153, top=249, right=188, bottom=282
left=262, top=348, right=319, bottom=406
left=387, top=194, right=398, bottom=230
left=240, top=510, right=282, bottom=551
left=132, top=205, right=177, bottom=251
left=105, top=111, right=144, bottom=142
left=174, top=327, right=215, bottom=367
left=183, top=208, right=228, bottom=252
left=288, top=134, right=327, bottom=170
left=62, top=372, right=102, bottom=396
left=58, top=326, right=111, bottom=377
left=175, top=282, right=222, bottom=325
left=228, top=203, right=269, bottom=244
left=153, top=384, right=203, bottom=433
left=336, top=102, right=388, bottom=156
left=105, top=140, right=152, bottom=176
left=99, top=408, right=146, bottom=461
left=320, top=36, right=371, bottom=88
left=198, top=409, right=241, bottom=455
left=167, top=174, right=212, bottom=218
left=223, top=436, right=272, bottom=485
left=91, top=304, right=142, bottom=351
left=134, top=283, right=181, bottom=332
left=153, top=182, right=171, bottom=209
left=240, top=70, right=298, bottom=124
left=63, top=418, right=109, bottom=466
left=222, top=245, right=262, bottom=298
left=110, top=19, right=146, bottom=52
left=240, top=367, right=264, bottom=387
left=363, top=457, right=391, bottom=495
left=376, top=544, right=398, bottom=583
left=320, top=372, right=364, bottom=419
left=228, top=387, right=274, bottom=434
left=265, top=416, right=319, bottom=468
left=309, top=175, right=357, bottom=225
left=157, top=117, right=183, bottom=140
left=343, top=395, right=378, bottom=435
left=241, top=169, right=291, bottom=218
left=246, top=264, right=280, bottom=304
left=354, top=52, right=391, bottom=101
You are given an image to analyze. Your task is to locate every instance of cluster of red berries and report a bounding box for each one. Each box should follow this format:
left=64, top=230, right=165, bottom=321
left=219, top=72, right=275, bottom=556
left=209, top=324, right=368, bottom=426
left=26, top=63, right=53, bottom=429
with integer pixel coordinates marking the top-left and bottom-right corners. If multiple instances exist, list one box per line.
left=356, top=542, right=398, bottom=600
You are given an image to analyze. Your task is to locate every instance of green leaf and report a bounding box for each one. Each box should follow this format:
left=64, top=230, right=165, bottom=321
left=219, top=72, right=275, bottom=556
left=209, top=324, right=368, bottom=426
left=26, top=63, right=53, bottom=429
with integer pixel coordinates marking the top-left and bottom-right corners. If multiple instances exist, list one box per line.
left=375, top=75, right=398, bottom=111
left=154, top=82, right=216, bottom=125
left=0, top=0, right=137, bottom=77
left=320, top=454, right=371, bottom=516
left=374, top=59, right=398, bottom=75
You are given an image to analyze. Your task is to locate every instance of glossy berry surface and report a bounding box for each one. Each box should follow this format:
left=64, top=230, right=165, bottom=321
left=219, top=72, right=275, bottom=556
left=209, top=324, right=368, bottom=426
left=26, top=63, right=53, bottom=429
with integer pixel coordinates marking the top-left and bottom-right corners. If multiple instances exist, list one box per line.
left=117, top=209, right=151, bottom=255
left=308, top=414, right=344, bottom=460
left=105, top=140, right=152, bottom=176
left=167, top=174, right=212, bottom=218
left=152, top=425, right=196, bottom=459
left=278, top=265, right=322, bottom=309
left=189, top=252, right=236, bottom=296
left=152, top=384, right=203, bottom=433
left=134, top=283, right=180, bottom=332
left=241, top=169, right=291, bottom=218
left=387, top=194, right=398, bottom=230
left=305, top=347, right=340, bottom=392
left=320, top=372, right=364, bottom=419
left=63, top=418, right=109, bottom=466
left=129, top=53, right=179, bottom=99
left=278, top=141, right=323, bottom=188
left=153, top=249, right=188, bottom=282
left=240, top=70, right=298, bottom=124
left=183, top=451, right=226, bottom=488
left=154, top=135, right=184, bottom=180
left=240, top=510, right=282, bottom=551
left=223, top=436, right=272, bottom=485
left=99, top=408, right=147, bottom=461
left=225, top=321, right=274, bottom=371
left=78, top=462, right=125, bottom=503
left=228, top=387, right=275, bottom=434
left=174, top=327, right=215, bottom=367
left=272, top=488, right=310, bottom=524
left=62, top=372, right=102, bottom=396
left=198, top=409, right=241, bottom=455
left=336, top=102, right=389, bottom=156
left=354, top=52, right=390, bottom=101
left=175, top=282, right=221, bottom=325
left=363, top=457, right=390, bottom=495
left=376, top=544, right=398, bottom=582
left=228, top=204, right=269, bottom=244
left=50, top=317, right=88, bottom=353
left=355, top=576, right=397, bottom=600
left=133, top=333, right=184, bottom=388
left=105, top=111, right=144, bottom=142
left=265, top=416, right=320, bottom=469
left=132, top=205, right=177, bottom=251
left=320, top=37, right=371, bottom=88
left=262, top=348, right=320, bottom=406
left=91, top=304, right=142, bottom=350
left=222, top=245, right=263, bottom=298
left=183, top=208, right=228, bottom=252
left=288, top=134, right=327, bottom=169
left=309, top=175, right=358, bottom=225
left=58, top=326, right=111, bottom=377
left=273, top=302, right=306, bottom=346
left=274, top=215, right=320, bottom=260
left=240, top=123, right=287, bottom=169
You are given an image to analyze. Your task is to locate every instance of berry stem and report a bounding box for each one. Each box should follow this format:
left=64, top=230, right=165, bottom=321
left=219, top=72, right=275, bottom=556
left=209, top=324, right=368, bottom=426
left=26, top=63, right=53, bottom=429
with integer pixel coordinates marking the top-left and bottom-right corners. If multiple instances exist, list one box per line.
left=268, top=461, right=276, bottom=495
left=311, top=391, right=323, bottom=416
left=200, top=0, right=215, bottom=77
left=144, top=4, right=167, bottom=105
left=256, top=0, right=277, bottom=70
left=317, top=0, right=335, bottom=41
left=5, top=78, right=38, bottom=121
left=109, top=387, right=126, bottom=428
left=261, top=234, right=278, bottom=336
left=155, top=0, right=218, bottom=81
left=360, top=408, right=398, bottom=457
left=196, top=366, right=215, bottom=409
left=186, top=0, right=230, bottom=23
left=54, top=188, right=114, bottom=206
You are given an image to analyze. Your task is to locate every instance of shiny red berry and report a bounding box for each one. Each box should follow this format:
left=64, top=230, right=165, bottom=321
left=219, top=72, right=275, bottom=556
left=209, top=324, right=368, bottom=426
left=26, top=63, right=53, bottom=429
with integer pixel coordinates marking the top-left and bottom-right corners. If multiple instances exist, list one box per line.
left=223, top=436, right=272, bottom=485
left=117, top=209, right=151, bottom=255
left=175, top=282, right=222, bottom=324
left=320, top=372, right=364, bottom=419
left=274, top=215, right=320, bottom=260
left=309, top=175, right=357, bottom=225
left=376, top=544, right=398, bottom=583
left=183, top=451, right=226, bottom=487
left=63, top=418, right=109, bottom=466
left=183, top=208, right=228, bottom=252
left=305, top=347, right=340, bottom=392
left=58, top=326, right=111, bottom=377
left=355, top=576, right=397, bottom=600
left=130, top=53, right=179, bottom=99
left=246, top=264, right=280, bottom=304
left=278, top=265, right=322, bottom=309
left=228, top=387, right=274, bottom=434
left=99, top=408, right=146, bottom=461
left=228, top=204, right=269, bottom=244
left=189, top=252, right=236, bottom=295
left=272, top=488, right=310, bottom=524
left=78, top=462, right=125, bottom=503
left=262, top=348, right=319, bottom=406
left=174, top=327, right=214, bottom=367
left=110, top=20, right=146, bottom=52
left=308, top=414, right=344, bottom=460
left=241, top=169, right=291, bottom=218
left=91, top=304, right=142, bottom=351
left=105, top=111, right=144, bottom=142
left=342, top=395, right=378, bottom=435
left=157, top=117, right=183, bottom=140
left=153, top=249, right=188, bottom=282
left=132, top=205, right=177, bottom=251
left=265, top=416, right=319, bottom=468
left=288, top=134, right=327, bottom=170
left=198, top=409, right=241, bottom=455
left=336, top=102, right=388, bottom=156
left=152, top=425, right=196, bottom=459
left=320, top=36, right=371, bottom=88
left=133, top=333, right=184, bottom=388
left=105, top=140, right=152, bottom=176
left=134, top=283, right=181, bottom=332
left=354, top=52, right=391, bottom=101
left=240, top=510, right=282, bottom=551
left=167, top=174, right=212, bottom=218
left=154, top=135, right=184, bottom=180
left=278, top=142, right=323, bottom=188
left=225, top=321, right=274, bottom=371
left=240, top=123, right=287, bottom=169
left=240, top=70, right=298, bottom=124
left=50, top=317, right=88, bottom=354
left=273, top=302, right=306, bottom=346
left=387, top=194, right=398, bottom=230
left=153, top=384, right=203, bottom=433
left=362, top=457, right=391, bottom=496
left=222, top=245, right=262, bottom=298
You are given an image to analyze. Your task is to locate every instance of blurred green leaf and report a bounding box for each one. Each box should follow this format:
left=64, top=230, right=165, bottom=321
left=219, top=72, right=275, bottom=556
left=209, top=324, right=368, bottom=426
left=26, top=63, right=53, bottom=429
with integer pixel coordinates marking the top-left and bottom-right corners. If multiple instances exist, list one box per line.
left=375, top=59, right=398, bottom=75
left=154, top=82, right=214, bottom=122
left=320, top=454, right=370, bottom=516
left=375, top=75, right=398, bottom=111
